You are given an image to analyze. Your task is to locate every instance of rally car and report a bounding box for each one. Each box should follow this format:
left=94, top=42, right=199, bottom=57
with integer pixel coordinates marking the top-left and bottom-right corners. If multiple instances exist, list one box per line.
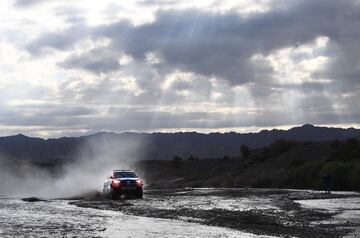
left=103, top=170, right=143, bottom=199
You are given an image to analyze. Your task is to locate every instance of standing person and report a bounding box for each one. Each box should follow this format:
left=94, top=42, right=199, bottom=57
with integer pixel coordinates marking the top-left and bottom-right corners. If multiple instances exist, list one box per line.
left=322, top=174, right=331, bottom=194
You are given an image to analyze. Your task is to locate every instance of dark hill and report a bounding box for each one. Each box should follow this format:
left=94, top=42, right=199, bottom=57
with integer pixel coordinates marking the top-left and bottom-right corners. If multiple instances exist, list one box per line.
left=0, top=124, right=360, bottom=161
left=133, top=139, right=360, bottom=191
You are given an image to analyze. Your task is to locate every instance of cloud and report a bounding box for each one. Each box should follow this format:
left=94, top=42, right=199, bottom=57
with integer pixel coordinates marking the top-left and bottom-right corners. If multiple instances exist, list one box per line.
left=2, top=0, right=360, bottom=136
left=0, top=104, right=95, bottom=127
left=26, top=0, right=360, bottom=87
left=14, top=0, right=48, bottom=7
left=26, top=24, right=90, bottom=54
left=60, top=47, right=121, bottom=74
left=14, top=0, right=64, bottom=8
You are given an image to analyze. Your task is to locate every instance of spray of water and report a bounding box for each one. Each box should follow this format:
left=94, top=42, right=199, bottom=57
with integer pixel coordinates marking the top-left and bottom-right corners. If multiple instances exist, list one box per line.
left=0, top=134, right=145, bottom=199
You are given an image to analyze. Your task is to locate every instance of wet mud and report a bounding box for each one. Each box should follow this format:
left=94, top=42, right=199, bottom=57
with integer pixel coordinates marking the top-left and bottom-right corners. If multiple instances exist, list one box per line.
left=71, top=188, right=360, bottom=238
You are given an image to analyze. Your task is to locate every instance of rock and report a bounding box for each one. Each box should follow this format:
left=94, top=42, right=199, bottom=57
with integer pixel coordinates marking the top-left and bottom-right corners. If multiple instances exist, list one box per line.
left=21, top=197, right=46, bottom=202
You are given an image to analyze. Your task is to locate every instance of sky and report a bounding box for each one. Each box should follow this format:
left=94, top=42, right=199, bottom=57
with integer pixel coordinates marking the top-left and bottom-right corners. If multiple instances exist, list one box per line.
left=0, top=0, right=360, bottom=138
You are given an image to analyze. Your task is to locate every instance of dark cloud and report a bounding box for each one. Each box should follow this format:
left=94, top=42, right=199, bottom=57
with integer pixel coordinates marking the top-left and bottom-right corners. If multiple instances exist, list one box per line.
left=26, top=24, right=90, bottom=55
left=60, top=47, right=121, bottom=74
left=114, top=10, right=265, bottom=84
left=117, top=0, right=359, bottom=86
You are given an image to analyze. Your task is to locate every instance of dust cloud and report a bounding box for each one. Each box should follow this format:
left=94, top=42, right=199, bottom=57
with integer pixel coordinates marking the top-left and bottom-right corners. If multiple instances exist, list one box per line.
left=0, top=134, right=145, bottom=199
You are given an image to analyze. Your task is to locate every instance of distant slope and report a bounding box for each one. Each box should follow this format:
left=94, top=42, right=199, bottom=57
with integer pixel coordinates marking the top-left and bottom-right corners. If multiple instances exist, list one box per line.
left=133, top=139, right=360, bottom=191
left=0, top=124, right=360, bottom=161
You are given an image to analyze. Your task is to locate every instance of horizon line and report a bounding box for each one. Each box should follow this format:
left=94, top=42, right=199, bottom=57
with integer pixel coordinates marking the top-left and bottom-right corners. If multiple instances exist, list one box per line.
left=1, top=123, right=360, bottom=140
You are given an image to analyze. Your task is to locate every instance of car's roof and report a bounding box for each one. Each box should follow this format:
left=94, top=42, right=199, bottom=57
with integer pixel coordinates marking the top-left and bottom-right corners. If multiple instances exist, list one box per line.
left=113, top=169, right=133, bottom=172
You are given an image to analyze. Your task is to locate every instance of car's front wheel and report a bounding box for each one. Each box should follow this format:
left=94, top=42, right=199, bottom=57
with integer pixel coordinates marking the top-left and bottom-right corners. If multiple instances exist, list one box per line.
left=136, top=189, right=143, bottom=199
left=109, top=187, right=118, bottom=199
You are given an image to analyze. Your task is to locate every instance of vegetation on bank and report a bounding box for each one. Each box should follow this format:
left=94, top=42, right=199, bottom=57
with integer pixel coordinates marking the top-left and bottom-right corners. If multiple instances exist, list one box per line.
left=136, top=138, right=360, bottom=191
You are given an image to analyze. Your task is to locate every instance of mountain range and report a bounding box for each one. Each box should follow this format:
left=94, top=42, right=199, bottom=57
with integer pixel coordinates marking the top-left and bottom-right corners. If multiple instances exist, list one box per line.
left=1, top=124, right=360, bottom=161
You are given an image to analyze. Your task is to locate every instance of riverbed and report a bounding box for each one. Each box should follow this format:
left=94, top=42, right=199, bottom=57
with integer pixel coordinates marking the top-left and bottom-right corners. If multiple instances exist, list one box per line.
left=1, top=189, right=359, bottom=237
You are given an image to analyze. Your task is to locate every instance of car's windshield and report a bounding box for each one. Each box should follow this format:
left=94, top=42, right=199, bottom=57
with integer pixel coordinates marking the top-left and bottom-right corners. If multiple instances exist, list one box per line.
left=114, top=171, right=137, bottom=178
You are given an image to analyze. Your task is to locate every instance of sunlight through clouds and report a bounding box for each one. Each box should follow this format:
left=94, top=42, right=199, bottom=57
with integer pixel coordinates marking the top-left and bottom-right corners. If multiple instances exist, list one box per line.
left=0, top=0, right=360, bottom=137
left=251, top=36, right=330, bottom=85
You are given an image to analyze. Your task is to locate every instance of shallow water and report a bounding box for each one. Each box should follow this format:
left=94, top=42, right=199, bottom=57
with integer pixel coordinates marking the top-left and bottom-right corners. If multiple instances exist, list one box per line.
left=296, top=197, right=360, bottom=212
left=143, top=195, right=278, bottom=212
left=103, top=214, right=276, bottom=238
left=0, top=198, right=275, bottom=238
left=296, top=197, right=360, bottom=238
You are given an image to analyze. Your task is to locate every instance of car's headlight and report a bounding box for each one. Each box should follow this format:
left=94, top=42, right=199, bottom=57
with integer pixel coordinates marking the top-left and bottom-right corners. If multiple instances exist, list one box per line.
left=112, top=179, right=121, bottom=187
left=136, top=179, right=143, bottom=186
